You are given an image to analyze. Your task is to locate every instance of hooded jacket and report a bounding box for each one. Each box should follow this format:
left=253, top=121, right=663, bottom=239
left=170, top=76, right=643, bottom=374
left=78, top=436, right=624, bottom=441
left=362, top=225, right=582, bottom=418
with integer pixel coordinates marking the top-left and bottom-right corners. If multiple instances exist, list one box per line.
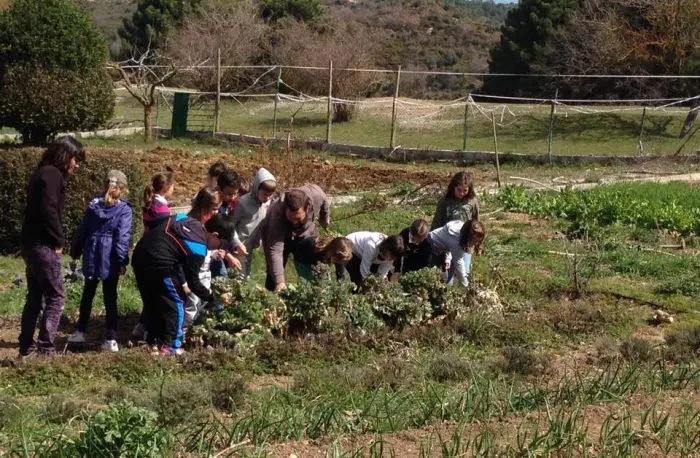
left=261, top=184, right=330, bottom=285
left=230, top=168, right=277, bottom=251
left=21, top=165, right=66, bottom=249
left=132, top=213, right=215, bottom=301
left=70, top=197, right=133, bottom=279
left=428, top=220, right=469, bottom=287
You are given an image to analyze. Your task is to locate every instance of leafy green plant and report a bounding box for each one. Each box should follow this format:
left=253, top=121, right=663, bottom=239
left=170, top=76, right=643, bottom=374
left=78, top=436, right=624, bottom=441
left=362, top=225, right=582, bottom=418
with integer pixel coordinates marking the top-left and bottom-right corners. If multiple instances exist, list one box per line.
left=189, top=274, right=271, bottom=348
left=361, top=276, right=429, bottom=329
left=499, top=183, right=700, bottom=238
left=76, top=403, right=169, bottom=457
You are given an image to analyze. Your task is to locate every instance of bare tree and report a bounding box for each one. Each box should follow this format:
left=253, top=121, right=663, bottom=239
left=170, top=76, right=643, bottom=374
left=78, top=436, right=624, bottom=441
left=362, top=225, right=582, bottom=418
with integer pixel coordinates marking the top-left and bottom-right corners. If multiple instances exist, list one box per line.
left=165, top=0, right=268, bottom=93
left=534, top=0, right=700, bottom=135
left=112, top=50, right=179, bottom=142
left=268, top=19, right=382, bottom=122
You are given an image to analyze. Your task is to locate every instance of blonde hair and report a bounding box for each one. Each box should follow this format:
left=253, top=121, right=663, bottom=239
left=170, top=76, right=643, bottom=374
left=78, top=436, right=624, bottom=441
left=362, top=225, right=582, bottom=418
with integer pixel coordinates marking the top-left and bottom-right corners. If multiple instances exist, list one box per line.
left=104, top=171, right=129, bottom=207
left=104, top=182, right=128, bottom=207
left=316, top=236, right=354, bottom=264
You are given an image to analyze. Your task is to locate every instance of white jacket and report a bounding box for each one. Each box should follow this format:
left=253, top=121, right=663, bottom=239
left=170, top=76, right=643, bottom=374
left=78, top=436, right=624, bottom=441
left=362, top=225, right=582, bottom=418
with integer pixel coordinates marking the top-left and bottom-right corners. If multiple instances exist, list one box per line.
left=428, top=220, right=469, bottom=287
left=346, top=231, right=394, bottom=279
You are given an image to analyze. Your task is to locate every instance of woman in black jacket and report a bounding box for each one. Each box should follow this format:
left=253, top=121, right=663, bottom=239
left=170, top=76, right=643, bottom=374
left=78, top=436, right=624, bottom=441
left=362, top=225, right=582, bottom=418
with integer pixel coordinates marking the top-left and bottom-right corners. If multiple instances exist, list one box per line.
left=19, top=137, right=85, bottom=358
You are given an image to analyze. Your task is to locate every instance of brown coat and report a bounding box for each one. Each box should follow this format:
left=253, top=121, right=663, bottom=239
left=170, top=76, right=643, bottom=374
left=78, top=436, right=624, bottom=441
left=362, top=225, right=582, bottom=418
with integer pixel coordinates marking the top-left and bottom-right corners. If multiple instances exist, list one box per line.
left=261, top=185, right=330, bottom=285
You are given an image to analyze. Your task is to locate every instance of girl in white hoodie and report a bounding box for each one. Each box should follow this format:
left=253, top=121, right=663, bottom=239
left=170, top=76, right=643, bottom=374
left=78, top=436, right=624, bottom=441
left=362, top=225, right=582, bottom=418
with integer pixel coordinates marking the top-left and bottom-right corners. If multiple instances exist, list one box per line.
left=228, top=168, right=277, bottom=278
left=428, top=219, right=485, bottom=287
left=345, top=232, right=405, bottom=286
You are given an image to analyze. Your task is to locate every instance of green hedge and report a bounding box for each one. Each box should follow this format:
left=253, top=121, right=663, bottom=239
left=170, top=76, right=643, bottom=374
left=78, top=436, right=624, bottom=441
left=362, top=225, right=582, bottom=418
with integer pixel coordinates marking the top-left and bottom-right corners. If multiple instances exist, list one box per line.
left=0, top=147, right=146, bottom=255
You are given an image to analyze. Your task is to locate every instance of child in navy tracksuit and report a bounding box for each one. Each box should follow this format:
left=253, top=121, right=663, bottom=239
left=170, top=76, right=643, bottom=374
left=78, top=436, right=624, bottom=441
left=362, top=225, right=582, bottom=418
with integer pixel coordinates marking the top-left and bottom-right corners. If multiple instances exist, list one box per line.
left=132, top=188, right=234, bottom=355
left=68, top=171, right=133, bottom=352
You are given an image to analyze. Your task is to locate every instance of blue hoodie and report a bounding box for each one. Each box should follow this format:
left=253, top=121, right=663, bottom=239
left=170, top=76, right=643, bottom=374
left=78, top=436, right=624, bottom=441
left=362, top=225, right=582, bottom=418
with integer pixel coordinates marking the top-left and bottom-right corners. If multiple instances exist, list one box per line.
left=70, top=197, right=133, bottom=280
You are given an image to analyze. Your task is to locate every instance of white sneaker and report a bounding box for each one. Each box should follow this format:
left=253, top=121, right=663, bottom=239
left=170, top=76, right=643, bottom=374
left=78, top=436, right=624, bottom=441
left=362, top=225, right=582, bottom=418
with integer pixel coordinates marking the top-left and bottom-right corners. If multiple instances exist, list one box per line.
left=101, top=340, right=119, bottom=352
left=67, top=331, right=86, bottom=344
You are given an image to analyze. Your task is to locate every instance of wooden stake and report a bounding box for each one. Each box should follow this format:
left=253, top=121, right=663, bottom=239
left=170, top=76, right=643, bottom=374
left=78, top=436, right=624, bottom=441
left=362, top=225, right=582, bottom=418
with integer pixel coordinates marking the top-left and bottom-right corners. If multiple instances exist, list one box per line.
left=272, top=66, right=282, bottom=137
left=390, top=66, right=401, bottom=148
left=326, top=60, right=333, bottom=144
left=214, top=48, right=221, bottom=134
left=492, top=113, right=501, bottom=188
left=638, top=107, right=647, bottom=155
left=462, top=94, right=470, bottom=151
left=547, top=88, right=558, bottom=163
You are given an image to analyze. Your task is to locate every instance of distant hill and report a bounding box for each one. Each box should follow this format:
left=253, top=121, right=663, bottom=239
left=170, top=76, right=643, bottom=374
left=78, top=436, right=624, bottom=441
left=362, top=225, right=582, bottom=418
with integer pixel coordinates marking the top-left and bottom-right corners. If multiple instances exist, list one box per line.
left=75, top=0, right=137, bottom=57
left=72, top=0, right=502, bottom=96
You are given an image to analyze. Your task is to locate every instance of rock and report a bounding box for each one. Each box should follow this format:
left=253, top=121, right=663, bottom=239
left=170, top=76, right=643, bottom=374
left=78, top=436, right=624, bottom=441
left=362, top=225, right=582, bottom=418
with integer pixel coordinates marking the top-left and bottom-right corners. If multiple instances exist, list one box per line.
left=649, top=309, right=674, bottom=325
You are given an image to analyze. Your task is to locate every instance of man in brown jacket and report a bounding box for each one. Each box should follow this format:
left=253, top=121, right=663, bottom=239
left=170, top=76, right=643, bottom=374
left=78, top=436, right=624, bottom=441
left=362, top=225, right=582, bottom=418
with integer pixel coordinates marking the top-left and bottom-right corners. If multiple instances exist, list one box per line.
left=261, top=185, right=330, bottom=291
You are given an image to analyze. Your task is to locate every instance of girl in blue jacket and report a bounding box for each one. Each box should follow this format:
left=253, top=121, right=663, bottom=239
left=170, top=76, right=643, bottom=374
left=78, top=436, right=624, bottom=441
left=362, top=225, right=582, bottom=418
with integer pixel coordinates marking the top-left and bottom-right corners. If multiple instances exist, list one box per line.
left=68, top=171, right=133, bottom=352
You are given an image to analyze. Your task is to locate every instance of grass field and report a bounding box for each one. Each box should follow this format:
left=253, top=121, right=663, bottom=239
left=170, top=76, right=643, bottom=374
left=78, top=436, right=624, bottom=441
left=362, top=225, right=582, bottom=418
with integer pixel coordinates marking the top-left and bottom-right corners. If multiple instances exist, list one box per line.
left=0, top=143, right=699, bottom=456
left=109, top=91, right=700, bottom=157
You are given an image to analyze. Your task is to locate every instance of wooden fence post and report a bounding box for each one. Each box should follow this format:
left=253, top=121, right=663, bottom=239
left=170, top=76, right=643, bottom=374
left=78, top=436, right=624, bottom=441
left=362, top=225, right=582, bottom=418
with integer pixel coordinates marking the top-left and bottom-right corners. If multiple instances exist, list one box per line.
left=272, top=66, right=282, bottom=137
left=326, top=60, right=333, bottom=144
left=492, top=113, right=501, bottom=188
left=638, top=107, right=647, bottom=154
left=462, top=94, right=471, bottom=152
left=390, top=66, right=402, bottom=148
left=214, top=48, right=221, bottom=134
left=547, top=88, right=558, bottom=163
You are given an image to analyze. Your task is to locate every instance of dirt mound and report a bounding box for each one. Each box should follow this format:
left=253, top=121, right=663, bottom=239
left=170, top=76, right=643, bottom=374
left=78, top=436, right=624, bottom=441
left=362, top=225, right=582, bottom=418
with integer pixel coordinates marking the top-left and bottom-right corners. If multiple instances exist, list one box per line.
left=85, top=146, right=450, bottom=205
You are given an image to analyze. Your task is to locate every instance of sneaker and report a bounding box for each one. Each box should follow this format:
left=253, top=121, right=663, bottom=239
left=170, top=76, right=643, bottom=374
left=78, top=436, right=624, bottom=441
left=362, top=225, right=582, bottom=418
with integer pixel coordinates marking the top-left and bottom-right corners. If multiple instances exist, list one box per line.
left=131, top=323, right=148, bottom=341
left=67, top=331, right=86, bottom=344
left=101, top=340, right=119, bottom=352
left=159, top=346, right=185, bottom=356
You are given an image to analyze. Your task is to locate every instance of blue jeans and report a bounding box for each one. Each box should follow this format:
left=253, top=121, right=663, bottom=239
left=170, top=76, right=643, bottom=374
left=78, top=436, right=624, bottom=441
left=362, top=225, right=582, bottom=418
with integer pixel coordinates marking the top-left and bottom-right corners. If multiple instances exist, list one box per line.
left=210, top=259, right=227, bottom=278
left=446, top=252, right=472, bottom=286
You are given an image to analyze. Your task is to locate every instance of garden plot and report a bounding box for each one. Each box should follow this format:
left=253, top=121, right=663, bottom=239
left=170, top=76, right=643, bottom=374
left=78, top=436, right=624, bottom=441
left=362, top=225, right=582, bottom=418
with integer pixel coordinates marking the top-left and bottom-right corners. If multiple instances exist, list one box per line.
left=0, top=144, right=700, bottom=456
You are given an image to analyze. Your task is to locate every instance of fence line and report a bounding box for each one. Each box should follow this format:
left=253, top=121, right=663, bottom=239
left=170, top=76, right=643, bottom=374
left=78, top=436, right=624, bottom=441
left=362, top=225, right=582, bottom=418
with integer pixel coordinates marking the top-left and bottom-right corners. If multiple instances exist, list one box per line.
left=112, top=56, right=700, bottom=159
left=108, top=63, right=700, bottom=80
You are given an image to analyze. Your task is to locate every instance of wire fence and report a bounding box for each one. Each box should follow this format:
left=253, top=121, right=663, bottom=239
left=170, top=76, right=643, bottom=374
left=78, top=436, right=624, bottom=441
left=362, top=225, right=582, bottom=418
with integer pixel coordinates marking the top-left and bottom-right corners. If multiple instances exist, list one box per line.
left=110, top=63, right=700, bottom=158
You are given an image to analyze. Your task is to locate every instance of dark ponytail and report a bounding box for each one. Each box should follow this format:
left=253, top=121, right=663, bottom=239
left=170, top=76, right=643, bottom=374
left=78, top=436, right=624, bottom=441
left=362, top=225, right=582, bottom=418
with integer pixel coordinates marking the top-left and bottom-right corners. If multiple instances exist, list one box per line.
left=142, top=166, right=174, bottom=211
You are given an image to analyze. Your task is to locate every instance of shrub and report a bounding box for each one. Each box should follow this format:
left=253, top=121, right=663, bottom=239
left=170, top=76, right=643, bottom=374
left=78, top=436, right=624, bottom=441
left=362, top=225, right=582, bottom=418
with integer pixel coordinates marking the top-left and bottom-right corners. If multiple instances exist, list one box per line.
left=619, top=337, right=657, bottom=363
left=76, top=403, right=169, bottom=458
left=0, top=0, right=114, bottom=144
left=664, top=325, right=700, bottom=364
left=154, top=376, right=212, bottom=424
left=426, top=353, right=472, bottom=383
left=211, top=372, right=248, bottom=413
left=0, top=148, right=146, bottom=254
left=498, top=346, right=549, bottom=376
left=43, top=394, right=88, bottom=424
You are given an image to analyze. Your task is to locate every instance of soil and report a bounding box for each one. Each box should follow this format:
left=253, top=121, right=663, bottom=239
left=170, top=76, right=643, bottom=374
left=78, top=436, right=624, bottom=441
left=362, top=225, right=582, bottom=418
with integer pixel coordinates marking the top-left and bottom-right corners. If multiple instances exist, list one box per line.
left=86, top=146, right=452, bottom=206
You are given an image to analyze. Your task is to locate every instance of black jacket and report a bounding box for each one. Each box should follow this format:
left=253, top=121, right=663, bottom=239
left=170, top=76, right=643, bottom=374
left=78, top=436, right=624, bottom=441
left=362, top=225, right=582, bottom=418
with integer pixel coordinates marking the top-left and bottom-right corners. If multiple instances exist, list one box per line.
left=394, top=227, right=432, bottom=274
left=132, top=214, right=222, bottom=301
left=22, top=165, right=66, bottom=249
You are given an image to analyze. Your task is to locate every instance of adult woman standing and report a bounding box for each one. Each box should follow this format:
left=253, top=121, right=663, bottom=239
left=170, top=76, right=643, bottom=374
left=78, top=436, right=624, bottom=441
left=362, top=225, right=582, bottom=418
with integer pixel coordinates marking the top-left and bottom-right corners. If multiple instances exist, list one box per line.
left=19, top=137, right=85, bottom=358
